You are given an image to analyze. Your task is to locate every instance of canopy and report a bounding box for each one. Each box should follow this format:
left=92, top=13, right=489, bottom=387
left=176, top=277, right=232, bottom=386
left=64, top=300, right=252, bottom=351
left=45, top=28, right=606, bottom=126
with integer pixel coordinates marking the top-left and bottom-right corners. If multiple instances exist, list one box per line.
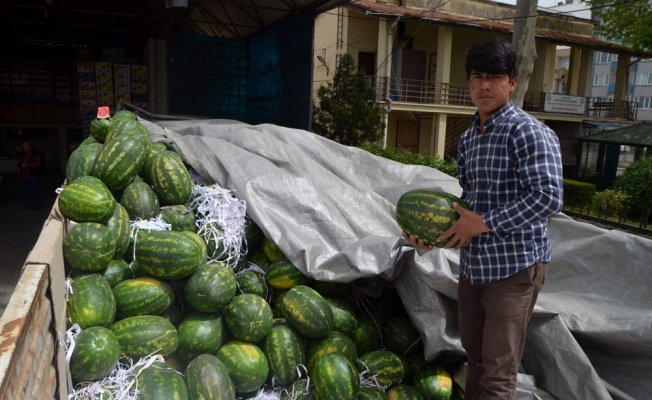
left=138, top=112, right=651, bottom=400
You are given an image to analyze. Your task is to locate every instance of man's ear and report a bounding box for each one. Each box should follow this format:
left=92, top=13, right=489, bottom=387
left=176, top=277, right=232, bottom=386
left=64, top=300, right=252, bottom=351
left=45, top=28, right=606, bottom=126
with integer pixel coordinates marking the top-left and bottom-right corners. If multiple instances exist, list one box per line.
left=510, top=76, right=519, bottom=92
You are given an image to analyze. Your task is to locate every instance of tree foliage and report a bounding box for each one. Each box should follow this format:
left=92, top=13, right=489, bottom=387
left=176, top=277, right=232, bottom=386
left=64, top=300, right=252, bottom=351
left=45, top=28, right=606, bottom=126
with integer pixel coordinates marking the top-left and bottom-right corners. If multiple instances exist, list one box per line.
left=312, top=53, right=385, bottom=146
left=586, top=0, right=652, bottom=52
left=614, top=155, right=652, bottom=215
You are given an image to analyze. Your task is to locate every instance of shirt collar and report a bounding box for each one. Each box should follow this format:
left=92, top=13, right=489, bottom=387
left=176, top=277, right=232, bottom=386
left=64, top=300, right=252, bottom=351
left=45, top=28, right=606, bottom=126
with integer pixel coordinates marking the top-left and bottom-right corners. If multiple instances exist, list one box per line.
left=471, top=101, right=516, bottom=131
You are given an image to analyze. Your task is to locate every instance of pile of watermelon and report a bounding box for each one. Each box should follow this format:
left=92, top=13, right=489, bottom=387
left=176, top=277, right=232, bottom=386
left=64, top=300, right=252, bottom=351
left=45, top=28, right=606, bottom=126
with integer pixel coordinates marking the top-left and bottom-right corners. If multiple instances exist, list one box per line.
left=59, top=110, right=465, bottom=400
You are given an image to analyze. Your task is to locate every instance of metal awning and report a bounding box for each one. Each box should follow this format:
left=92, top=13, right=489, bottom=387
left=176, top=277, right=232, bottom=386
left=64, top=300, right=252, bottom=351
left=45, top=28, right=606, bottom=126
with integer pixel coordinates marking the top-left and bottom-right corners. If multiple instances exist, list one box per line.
left=578, top=123, right=652, bottom=146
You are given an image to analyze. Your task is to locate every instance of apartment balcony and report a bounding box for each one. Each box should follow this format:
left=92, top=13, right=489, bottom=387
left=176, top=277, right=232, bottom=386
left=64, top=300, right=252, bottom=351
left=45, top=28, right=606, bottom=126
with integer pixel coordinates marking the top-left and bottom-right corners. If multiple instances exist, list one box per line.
left=367, top=76, right=638, bottom=121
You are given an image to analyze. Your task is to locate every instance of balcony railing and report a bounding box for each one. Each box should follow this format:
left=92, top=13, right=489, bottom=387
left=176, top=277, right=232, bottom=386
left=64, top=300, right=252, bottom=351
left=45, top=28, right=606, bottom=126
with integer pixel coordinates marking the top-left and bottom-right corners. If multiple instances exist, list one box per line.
left=367, top=76, right=638, bottom=120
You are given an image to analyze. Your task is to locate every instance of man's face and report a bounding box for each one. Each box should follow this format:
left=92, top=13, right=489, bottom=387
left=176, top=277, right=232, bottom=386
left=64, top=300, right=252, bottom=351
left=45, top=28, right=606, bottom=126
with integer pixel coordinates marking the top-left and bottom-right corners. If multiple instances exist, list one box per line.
left=468, top=69, right=518, bottom=121
left=22, top=141, right=32, bottom=152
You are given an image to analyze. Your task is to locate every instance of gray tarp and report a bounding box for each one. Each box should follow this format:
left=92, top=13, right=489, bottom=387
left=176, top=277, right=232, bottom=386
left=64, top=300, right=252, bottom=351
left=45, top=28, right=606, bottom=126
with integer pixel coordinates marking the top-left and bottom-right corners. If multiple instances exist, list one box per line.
left=138, top=114, right=652, bottom=400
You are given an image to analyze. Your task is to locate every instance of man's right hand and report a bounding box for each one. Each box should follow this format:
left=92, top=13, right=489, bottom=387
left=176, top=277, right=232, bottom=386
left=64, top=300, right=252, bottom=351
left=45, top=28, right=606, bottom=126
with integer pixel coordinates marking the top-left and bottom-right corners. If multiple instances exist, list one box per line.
left=402, top=231, right=433, bottom=250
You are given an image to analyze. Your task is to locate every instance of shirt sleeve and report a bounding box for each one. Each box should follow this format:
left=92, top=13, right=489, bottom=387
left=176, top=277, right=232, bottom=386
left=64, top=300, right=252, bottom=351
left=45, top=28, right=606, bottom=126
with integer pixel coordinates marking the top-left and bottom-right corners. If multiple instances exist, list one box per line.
left=482, top=122, right=564, bottom=239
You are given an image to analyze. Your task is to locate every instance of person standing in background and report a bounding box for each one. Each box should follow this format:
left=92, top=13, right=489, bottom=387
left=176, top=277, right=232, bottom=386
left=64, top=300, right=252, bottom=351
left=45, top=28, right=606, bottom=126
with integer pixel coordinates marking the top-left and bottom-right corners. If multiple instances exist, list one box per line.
left=403, top=38, right=564, bottom=399
left=17, top=139, right=42, bottom=210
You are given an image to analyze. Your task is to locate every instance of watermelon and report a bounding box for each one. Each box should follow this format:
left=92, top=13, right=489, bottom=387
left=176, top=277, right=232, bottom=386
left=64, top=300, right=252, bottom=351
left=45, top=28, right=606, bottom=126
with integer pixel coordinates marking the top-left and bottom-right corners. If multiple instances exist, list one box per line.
left=223, top=293, right=273, bottom=342
left=244, top=218, right=265, bottom=253
left=382, top=316, right=421, bottom=356
left=101, top=259, right=133, bottom=287
left=58, top=175, right=116, bottom=224
left=261, top=237, right=284, bottom=262
left=104, top=116, right=148, bottom=144
left=89, top=117, right=112, bottom=143
left=119, top=179, right=160, bottom=220
left=264, top=324, right=305, bottom=386
left=412, top=364, right=453, bottom=400
left=280, top=285, right=333, bottom=339
left=395, top=189, right=468, bottom=246
left=92, top=132, right=151, bottom=191
left=140, top=149, right=180, bottom=184
left=65, top=142, right=103, bottom=184
left=312, top=352, right=360, bottom=400
left=350, top=317, right=381, bottom=357
left=281, top=378, right=315, bottom=400
left=324, top=297, right=358, bottom=337
left=235, top=270, right=268, bottom=299
left=111, top=315, right=179, bottom=358
left=266, top=258, right=309, bottom=290
left=112, top=109, right=138, bottom=121
left=105, top=202, right=131, bottom=259
left=184, top=354, right=235, bottom=400
left=67, top=274, right=116, bottom=329
left=386, top=384, right=426, bottom=400
left=136, top=361, right=189, bottom=400
left=64, top=222, right=116, bottom=272
left=112, top=277, right=174, bottom=319
left=69, top=326, right=120, bottom=383
left=134, top=230, right=207, bottom=280
left=176, top=311, right=226, bottom=362
left=149, top=151, right=193, bottom=205
left=216, top=340, right=269, bottom=394
left=184, top=262, right=237, bottom=313
left=247, top=251, right=269, bottom=270
left=357, top=350, right=404, bottom=388
left=305, top=330, right=357, bottom=375
left=160, top=205, right=197, bottom=232
left=358, top=387, right=387, bottom=400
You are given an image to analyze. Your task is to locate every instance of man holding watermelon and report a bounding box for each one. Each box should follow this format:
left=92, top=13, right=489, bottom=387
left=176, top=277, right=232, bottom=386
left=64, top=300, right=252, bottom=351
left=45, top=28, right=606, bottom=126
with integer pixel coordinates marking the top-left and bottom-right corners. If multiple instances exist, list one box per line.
left=403, top=38, right=564, bottom=399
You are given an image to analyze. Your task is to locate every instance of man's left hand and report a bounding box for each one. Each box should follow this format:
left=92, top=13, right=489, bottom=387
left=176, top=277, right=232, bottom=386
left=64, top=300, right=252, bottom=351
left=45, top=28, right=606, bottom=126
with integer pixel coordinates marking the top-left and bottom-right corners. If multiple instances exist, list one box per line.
left=437, top=203, right=490, bottom=249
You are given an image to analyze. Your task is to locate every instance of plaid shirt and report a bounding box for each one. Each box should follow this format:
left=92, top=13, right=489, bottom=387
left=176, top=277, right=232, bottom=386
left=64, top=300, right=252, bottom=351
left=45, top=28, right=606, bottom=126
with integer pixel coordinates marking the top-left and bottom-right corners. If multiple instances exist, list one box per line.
left=457, top=101, right=564, bottom=284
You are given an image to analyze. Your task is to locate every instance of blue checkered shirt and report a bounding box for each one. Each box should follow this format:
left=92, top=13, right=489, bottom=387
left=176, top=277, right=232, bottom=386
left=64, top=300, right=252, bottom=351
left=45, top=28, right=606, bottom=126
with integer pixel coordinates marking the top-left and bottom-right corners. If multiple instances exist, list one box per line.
left=457, top=101, right=564, bottom=284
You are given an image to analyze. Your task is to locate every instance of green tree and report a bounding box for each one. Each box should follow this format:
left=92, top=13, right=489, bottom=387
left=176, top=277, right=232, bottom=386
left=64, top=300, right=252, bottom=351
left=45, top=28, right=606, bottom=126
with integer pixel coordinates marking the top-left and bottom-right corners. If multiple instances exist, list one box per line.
left=312, top=53, right=385, bottom=146
left=585, top=0, right=652, bottom=51
left=614, top=155, right=652, bottom=226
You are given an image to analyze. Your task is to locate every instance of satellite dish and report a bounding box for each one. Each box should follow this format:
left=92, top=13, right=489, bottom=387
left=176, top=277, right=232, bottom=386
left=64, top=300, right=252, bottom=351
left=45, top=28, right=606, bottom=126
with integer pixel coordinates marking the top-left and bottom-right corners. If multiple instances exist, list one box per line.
left=558, top=67, right=568, bottom=82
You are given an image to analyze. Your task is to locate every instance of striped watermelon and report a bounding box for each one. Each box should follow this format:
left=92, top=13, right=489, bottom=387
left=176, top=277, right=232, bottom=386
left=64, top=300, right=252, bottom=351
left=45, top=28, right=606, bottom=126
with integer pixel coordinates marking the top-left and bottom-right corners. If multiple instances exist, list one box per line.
left=92, top=132, right=151, bottom=191
left=382, top=316, right=421, bottom=356
left=386, top=384, right=426, bottom=400
left=216, top=340, right=269, bottom=394
left=58, top=175, right=116, bottom=224
left=134, top=230, right=206, bottom=280
left=305, top=330, right=357, bottom=375
left=184, top=262, right=237, bottom=313
left=264, top=324, right=305, bottom=386
left=261, top=237, right=284, bottom=263
left=112, top=277, right=174, bottom=319
left=159, top=205, right=197, bottom=232
left=149, top=151, right=192, bottom=205
left=358, top=387, right=387, bottom=400
left=176, top=312, right=226, bottom=363
left=104, top=117, right=148, bottom=144
left=136, top=361, right=189, bottom=400
left=67, top=274, right=116, bottom=329
left=280, top=285, right=333, bottom=339
left=313, top=352, right=360, bottom=400
left=224, top=293, right=273, bottom=342
left=111, top=315, right=179, bottom=359
left=112, top=109, right=138, bottom=121
left=66, top=142, right=103, bottom=184
left=69, top=326, right=121, bottom=384
left=63, top=222, right=116, bottom=272
left=357, top=350, right=404, bottom=388
left=350, top=317, right=382, bottom=357
left=119, top=179, right=160, bottom=220
left=281, top=378, right=315, bottom=400
left=105, top=202, right=131, bottom=259
left=184, top=354, right=235, bottom=400
left=412, top=364, right=453, bottom=400
left=101, top=259, right=133, bottom=287
left=395, top=189, right=468, bottom=246
left=266, top=258, right=309, bottom=290
left=89, top=117, right=112, bottom=143
left=324, top=297, right=358, bottom=337
left=235, top=270, right=268, bottom=298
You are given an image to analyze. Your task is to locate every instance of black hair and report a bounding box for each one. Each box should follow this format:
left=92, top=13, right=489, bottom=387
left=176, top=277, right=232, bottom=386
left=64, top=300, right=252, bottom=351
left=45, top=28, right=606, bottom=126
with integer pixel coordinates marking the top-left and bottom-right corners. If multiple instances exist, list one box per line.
left=464, top=38, right=518, bottom=80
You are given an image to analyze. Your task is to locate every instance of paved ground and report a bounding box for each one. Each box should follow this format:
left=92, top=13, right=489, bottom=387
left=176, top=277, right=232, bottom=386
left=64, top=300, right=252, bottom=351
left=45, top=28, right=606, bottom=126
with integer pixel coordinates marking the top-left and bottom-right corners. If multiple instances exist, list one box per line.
left=0, top=172, right=64, bottom=316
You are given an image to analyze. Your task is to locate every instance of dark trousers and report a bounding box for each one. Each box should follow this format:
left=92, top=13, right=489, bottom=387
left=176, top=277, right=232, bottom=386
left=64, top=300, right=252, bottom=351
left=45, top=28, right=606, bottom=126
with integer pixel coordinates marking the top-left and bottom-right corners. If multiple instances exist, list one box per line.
left=22, top=178, right=41, bottom=210
left=458, top=263, right=548, bottom=400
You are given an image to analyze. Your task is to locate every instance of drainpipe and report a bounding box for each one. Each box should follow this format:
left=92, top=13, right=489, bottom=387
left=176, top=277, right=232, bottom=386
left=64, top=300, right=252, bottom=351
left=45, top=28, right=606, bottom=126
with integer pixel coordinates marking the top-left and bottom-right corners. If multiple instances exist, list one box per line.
left=383, top=17, right=399, bottom=149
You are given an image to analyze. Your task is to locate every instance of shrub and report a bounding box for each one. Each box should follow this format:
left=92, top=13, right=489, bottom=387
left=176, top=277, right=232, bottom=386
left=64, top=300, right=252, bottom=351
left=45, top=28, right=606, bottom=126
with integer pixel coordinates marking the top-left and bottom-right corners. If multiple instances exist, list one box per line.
left=562, top=179, right=596, bottom=213
left=362, top=145, right=458, bottom=177
left=592, top=189, right=629, bottom=222
left=614, top=155, right=652, bottom=227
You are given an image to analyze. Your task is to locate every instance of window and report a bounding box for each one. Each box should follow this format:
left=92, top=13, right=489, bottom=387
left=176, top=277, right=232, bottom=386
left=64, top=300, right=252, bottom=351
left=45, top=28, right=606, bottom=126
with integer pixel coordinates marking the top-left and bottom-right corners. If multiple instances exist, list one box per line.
left=602, top=74, right=610, bottom=86
left=609, top=75, right=615, bottom=86
left=610, top=54, right=618, bottom=62
left=636, top=73, right=647, bottom=85
left=648, top=74, right=652, bottom=85
left=593, top=74, right=600, bottom=86
left=639, top=97, right=651, bottom=109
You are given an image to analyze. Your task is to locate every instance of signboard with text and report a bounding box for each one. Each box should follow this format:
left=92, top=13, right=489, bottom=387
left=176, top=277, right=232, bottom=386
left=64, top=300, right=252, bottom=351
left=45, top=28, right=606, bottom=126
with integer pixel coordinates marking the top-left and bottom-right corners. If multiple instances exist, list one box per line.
left=543, top=93, right=586, bottom=115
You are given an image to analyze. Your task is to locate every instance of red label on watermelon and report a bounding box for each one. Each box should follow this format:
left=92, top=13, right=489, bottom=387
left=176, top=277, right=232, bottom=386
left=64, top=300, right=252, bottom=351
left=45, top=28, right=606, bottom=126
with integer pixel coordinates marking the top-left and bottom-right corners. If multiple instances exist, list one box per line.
left=97, top=106, right=110, bottom=119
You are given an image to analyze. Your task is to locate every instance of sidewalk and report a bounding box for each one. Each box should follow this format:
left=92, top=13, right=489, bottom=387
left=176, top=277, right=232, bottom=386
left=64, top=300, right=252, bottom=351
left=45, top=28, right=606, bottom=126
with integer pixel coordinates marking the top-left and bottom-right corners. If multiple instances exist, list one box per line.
left=0, top=172, right=64, bottom=316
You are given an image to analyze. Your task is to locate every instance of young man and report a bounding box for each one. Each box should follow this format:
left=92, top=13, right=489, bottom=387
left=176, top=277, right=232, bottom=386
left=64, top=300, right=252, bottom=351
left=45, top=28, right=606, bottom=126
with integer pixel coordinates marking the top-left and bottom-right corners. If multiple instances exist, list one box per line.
left=403, top=38, right=564, bottom=399
left=17, top=139, right=43, bottom=210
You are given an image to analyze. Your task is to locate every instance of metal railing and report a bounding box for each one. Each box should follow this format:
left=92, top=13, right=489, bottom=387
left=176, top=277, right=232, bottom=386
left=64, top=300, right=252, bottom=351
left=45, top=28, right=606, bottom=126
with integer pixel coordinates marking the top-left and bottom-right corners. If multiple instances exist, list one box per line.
left=367, top=76, right=638, bottom=120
